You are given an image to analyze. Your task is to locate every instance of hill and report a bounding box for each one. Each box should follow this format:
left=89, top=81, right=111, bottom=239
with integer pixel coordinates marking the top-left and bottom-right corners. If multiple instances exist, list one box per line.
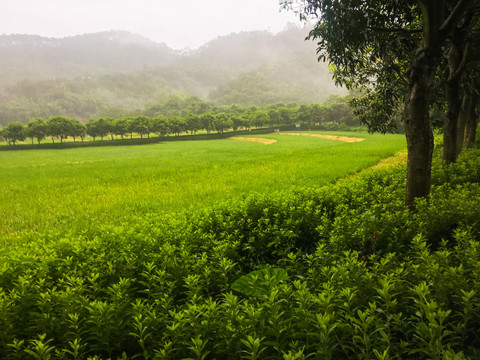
left=0, top=31, right=178, bottom=85
left=0, top=26, right=344, bottom=126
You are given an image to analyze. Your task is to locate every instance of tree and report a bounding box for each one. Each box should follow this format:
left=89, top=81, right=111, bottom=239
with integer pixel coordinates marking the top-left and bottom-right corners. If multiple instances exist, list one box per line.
left=47, top=116, right=76, bottom=143
left=277, top=107, right=293, bottom=127
left=150, top=116, right=169, bottom=136
left=253, top=110, right=270, bottom=129
left=462, top=70, right=480, bottom=148
left=1, top=122, right=25, bottom=145
left=213, top=113, right=233, bottom=134
left=86, top=118, right=110, bottom=141
left=199, top=112, right=216, bottom=134
left=25, top=118, right=48, bottom=144
left=309, top=104, right=325, bottom=125
left=104, top=117, right=115, bottom=140
left=71, top=121, right=86, bottom=142
left=168, top=116, right=186, bottom=136
left=443, top=10, right=479, bottom=163
left=457, top=19, right=480, bottom=150
left=95, top=118, right=111, bottom=140
left=127, top=117, right=136, bottom=139
left=131, top=116, right=150, bottom=138
left=231, top=114, right=244, bottom=131
left=185, top=114, right=201, bottom=135
left=282, top=0, right=476, bottom=206
left=267, top=108, right=281, bottom=127
left=113, top=117, right=131, bottom=139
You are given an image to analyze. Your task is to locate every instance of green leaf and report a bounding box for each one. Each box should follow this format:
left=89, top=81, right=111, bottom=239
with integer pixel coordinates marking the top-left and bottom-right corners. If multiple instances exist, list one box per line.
left=231, top=268, right=288, bottom=297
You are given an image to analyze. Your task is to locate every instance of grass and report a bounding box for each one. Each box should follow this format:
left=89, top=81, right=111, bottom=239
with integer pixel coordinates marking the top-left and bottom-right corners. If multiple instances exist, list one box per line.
left=0, top=131, right=406, bottom=238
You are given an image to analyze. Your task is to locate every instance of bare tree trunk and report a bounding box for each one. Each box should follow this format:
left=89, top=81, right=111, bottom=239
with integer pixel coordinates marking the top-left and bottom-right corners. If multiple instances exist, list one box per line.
left=404, top=48, right=436, bottom=207
left=443, top=15, right=472, bottom=163
left=456, top=95, right=469, bottom=154
left=465, top=93, right=479, bottom=148
left=443, top=44, right=462, bottom=164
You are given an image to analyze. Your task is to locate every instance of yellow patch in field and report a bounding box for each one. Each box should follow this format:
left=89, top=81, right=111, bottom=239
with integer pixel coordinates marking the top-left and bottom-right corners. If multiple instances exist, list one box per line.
left=230, top=137, right=277, bottom=145
left=279, top=132, right=365, bottom=143
left=369, top=149, right=408, bottom=169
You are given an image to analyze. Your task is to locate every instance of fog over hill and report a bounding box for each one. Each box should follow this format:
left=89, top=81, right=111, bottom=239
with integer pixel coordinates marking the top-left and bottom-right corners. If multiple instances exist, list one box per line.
left=0, top=31, right=179, bottom=84
left=0, top=26, right=344, bottom=125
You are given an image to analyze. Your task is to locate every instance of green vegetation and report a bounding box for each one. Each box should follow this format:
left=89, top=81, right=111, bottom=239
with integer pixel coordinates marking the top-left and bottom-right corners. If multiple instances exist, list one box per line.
left=0, top=131, right=404, bottom=237
left=1, top=133, right=480, bottom=359
left=1, top=3, right=479, bottom=357
left=0, top=97, right=363, bottom=147
left=282, top=1, right=479, bottom=206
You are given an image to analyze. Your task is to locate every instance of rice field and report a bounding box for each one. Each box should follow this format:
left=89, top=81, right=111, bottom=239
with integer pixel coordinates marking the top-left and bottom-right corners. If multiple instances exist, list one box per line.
left=0, top=131, right=406, bottom=238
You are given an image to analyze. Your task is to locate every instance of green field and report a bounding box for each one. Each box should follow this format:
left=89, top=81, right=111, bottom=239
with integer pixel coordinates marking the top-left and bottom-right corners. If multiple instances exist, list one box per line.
left=0, top=131, right=406, bottom=238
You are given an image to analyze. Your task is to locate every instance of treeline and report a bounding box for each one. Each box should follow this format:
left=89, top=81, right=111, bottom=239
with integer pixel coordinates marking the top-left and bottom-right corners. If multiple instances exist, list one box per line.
left=0, top=96, right=360, bottom=145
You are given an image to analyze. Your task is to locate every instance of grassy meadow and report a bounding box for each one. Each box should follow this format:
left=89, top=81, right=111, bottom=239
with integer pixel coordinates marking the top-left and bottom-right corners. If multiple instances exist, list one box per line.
left=0, top=131, right=406, bottom=238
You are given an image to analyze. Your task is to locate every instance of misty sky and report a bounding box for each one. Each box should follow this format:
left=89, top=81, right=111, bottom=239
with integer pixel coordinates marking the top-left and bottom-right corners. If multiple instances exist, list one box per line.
left=0, top=0, right=303, bottom=49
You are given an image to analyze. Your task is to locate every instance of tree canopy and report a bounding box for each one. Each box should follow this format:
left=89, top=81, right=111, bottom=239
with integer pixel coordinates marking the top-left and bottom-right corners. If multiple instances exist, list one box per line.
left=282, top=0, right=479, bottom=206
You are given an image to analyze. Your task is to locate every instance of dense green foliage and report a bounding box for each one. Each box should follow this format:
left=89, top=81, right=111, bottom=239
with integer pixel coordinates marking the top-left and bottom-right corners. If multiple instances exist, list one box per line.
left=0, top=141, right=480, bottom=358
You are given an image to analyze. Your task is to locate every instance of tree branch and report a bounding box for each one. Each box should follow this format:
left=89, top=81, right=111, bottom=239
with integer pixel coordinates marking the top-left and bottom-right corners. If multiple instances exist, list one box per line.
left=439, top=0, right=475, bottom=39
left=450, top=40, right=471, bottom=81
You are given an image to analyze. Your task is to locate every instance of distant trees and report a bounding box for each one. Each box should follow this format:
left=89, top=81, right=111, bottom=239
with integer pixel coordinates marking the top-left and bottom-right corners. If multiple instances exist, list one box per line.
left=185, top=114, right=201, bottom=135
left=86, top=118, right=111, bottom=141
left=47, top=116, right=76, bottom=143
left=131, top=116, right=150, bottom=138
left=150, top=116, right=169, bottom=136
left=214, top=113, right=233, bottom=134
left=71, top=121, right=87, bottom=142
left=168, top=116, right=187, bottom=136
left=1, top=122, right=26, bottom=145
left=1, top=97, right=363, bottom=146
left=113, top=118, right=130, bottom=139
left=25, top=118, right=48, bottom=144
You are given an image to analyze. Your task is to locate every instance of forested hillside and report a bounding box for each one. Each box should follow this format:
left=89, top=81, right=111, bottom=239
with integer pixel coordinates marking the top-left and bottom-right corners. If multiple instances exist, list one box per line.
left=0, top=31, right=178, bottom=85
left=0, top=26, right=343, bottom=126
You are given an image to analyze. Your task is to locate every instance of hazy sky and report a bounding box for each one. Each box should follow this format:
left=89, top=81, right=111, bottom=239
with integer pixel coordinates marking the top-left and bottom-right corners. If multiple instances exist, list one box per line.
left=0, top=0, right=302, bottom=49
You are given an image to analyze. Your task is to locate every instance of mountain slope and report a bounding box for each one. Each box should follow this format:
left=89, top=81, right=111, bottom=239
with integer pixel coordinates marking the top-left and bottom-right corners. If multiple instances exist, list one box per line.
left=0, top=31, right=179, bottom=85
left=0, top=26, right=344, bottom=126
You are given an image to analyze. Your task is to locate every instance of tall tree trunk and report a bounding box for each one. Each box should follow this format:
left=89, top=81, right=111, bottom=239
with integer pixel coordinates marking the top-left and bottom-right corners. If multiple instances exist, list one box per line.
left=443, top=45, right=463, bottom=164
left=465, top=93, right=479, bottom=148
left=443, top=14, right=472, bottom=163
left=404, top=48, right=437, bottom=207
left=456, top=94, right=469, bottom=154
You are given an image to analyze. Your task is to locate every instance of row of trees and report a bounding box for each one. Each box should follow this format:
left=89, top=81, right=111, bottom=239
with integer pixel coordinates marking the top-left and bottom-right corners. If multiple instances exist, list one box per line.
left=0, top=100, right=358, bottom=145
left=283, top=0, right=480, bottom=206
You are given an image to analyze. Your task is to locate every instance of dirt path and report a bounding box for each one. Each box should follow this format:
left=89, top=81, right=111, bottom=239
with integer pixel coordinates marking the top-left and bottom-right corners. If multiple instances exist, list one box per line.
left=229, top=137, right=277, bottom=145
left=278, top=132, right=365, bottom=143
